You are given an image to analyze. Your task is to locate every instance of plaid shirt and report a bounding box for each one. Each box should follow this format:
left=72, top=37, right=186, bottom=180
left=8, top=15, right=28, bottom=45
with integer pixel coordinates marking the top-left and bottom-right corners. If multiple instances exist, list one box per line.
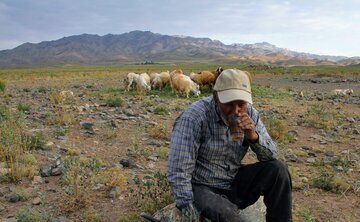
left=167, top=96, right=277, bottom=207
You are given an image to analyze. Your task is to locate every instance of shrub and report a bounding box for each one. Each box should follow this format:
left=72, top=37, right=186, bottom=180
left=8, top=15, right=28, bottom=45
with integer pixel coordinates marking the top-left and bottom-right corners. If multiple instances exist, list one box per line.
left=0, top=80, right=5, bottom=92
left=127, top=171, right=173, bottom=214
left=305, top=104, right=335, bottom=130
left=27, top=132, right=45, bottom=150
left=38, top=87, right=47, bottom=93
left=17, top=103, right=31, bottom=112
left=54, top=125, right=69, bottom=137
left=0, top=111, right=33, bottom=182
left=83, top=207, right=102, bottom=222
left=153, top=105, right=169, bottom=115
left=147, top=124, right=169, bottom=140
left=312, top=170, right=351, bottom=193
left=16, top=207, right=50, bottom=222
left=107, top=97, right=124, bottom=107
left=97, top=167, right=128, bottom=187
left=263, top=115, right=287, bottom=141
left=157, top=147, right=169, bottom=160
left=297, top=208, right=316, bottom=222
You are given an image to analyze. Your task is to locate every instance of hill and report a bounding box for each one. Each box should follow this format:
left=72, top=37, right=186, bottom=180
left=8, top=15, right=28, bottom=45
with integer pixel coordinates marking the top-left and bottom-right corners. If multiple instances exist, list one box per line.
left=0, top=30, right=359, bottom=67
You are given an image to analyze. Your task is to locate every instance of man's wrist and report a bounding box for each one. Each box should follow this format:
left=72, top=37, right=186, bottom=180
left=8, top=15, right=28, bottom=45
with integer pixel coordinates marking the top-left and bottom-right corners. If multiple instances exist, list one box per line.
left=247, top=131, right=259, bottom=143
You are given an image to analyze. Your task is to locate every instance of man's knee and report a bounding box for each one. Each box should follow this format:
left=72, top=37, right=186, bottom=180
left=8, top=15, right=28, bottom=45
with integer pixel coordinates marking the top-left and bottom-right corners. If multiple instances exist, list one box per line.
left=266, top=160, right=290, bottom=179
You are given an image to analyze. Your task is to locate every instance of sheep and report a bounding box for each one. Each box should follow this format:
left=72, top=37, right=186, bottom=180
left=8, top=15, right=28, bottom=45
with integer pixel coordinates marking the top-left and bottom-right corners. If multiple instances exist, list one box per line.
left=213, top=67, right=224, bottom=80
left=331, top=88, right=354, bottom=96
left=151, top=73, right=162, bottom=89
left=149, top=72, right=157, bottom=83
left=170, top=69, right=184, bottom=92
left=123, top=72, right=139, bottom=91
left=136, top=73, right=151, bottom=92
left=151, top=71, right=170, bottom=89
left=189, top=71, right=216, bottom=90
left=171, top=72, right=200, bottom=98
left=139, top=73, right=151, bottom=86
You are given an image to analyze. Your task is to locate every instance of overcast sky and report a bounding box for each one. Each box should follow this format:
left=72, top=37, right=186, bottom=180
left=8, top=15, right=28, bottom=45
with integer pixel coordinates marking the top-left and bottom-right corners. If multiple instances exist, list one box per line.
left=1, top=0, right=359, bottom=57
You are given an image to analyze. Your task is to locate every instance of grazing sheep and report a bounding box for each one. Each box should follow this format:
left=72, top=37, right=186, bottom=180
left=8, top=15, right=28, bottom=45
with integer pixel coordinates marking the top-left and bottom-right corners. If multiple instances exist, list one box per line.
left=124, top=72, right=139, bottom=91
left=171, top=72, right=200, bottom=98
left=149, top=72, right=158, bottom=83
left=170, top=69, right=184, bottom=92
left=331, top=88, right=354, bottom=96
left=189, top=71, right=216, bottom=90
left=139, top=73, right=151, bottom=86
left=136, top=73, right=151, bottom=92
left=152, top=71, right=170, bottom=89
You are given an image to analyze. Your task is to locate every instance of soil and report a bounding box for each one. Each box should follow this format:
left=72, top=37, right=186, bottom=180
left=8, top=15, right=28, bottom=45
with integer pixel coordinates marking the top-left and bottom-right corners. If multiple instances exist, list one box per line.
left=0, top=72, right=359, bottom=222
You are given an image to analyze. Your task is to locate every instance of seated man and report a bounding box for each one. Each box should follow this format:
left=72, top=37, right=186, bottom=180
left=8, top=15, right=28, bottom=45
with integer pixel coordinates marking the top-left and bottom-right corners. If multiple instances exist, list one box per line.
left=167, top=69, right=292, bottom=222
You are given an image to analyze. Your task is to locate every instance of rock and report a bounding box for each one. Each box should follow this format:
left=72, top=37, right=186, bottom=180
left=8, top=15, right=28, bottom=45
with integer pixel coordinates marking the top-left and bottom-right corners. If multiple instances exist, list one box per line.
left=40, top=165, right=52, bottom=177
left=146, top=139, right=161, bottom=147
left=8, top=194, right=20, bottom=203
left=108, top=186, right=119, bottom=199
left=32, top=197, right=42, bottom=205
left=44, top=141, right=55, bottom=150
left=32, top=176, right=43, bottom=185
left=80, top=121, right=94, bottom=131
left=119, top=158, right=137, bottom=168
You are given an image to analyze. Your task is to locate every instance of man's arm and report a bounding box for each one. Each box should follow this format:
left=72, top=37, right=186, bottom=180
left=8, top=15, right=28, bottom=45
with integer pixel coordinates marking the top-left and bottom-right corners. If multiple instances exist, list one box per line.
left=167, top=115, right=201, bottom=207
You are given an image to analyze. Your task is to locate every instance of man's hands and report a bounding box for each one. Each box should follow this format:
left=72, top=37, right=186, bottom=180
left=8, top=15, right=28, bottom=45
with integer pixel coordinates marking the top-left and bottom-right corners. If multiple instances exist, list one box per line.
left=180, top=202, right=200, bottom=222
left=237, top=113, right=259, bottom=143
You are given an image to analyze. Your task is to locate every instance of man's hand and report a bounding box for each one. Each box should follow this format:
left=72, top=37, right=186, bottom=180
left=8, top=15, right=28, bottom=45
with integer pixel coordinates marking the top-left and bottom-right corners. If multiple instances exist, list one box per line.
left=180, top=202, right=200, bottom=222
left=238, top=113, right=259, bottom=142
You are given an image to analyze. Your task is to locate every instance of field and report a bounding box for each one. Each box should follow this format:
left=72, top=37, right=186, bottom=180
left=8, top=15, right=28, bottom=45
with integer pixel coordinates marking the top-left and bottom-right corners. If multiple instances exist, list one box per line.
left=0, top=63, right=359, bottom=221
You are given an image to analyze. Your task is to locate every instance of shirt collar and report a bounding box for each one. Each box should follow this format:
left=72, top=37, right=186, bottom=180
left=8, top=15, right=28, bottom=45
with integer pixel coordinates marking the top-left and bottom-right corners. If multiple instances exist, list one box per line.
left=211, top=96, right=228, bottom=126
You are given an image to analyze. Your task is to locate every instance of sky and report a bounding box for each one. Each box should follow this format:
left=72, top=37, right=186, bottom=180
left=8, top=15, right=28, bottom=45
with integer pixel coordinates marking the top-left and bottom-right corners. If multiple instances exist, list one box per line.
left=0, top=0, right=359, bottom=57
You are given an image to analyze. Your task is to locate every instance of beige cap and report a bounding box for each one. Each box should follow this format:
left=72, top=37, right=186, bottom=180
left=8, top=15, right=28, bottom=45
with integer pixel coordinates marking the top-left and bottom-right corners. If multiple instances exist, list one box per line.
left=213, top=69, right=252, bottom=104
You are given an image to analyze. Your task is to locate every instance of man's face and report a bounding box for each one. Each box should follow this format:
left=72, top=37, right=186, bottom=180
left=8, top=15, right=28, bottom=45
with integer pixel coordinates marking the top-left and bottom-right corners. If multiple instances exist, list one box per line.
left=214, top=92, right=248, bottom=117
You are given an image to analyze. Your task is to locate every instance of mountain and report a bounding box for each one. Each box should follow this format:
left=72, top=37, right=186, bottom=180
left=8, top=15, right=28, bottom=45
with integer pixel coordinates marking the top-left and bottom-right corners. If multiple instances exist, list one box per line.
left=0, top=30, right=359, bottom=67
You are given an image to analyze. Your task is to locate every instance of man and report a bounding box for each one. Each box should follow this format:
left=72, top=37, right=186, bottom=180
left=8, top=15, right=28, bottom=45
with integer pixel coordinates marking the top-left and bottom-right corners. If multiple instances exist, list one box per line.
left=167, top=69, right=292, bottom=222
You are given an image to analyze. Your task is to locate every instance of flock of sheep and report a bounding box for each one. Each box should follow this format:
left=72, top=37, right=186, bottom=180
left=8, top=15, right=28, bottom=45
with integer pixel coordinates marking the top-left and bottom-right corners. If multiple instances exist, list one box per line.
left=123, top=67, right=223, bottom=97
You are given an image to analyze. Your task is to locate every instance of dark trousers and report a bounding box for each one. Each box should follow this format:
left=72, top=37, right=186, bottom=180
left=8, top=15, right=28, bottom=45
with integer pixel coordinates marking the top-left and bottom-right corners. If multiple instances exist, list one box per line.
left=192, top=160, right=292, bottom=222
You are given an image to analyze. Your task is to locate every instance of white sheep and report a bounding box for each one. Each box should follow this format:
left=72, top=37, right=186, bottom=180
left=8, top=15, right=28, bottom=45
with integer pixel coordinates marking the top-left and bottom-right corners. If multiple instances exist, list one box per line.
left=151, top=71, right=170, bottom=89
left=123, top=72, right=139, bottom=91
left=136, top=73, right=151, bottom=92
left=171, top=72, right=200, bottom=98
left=331, top=88, right=354, bottom=96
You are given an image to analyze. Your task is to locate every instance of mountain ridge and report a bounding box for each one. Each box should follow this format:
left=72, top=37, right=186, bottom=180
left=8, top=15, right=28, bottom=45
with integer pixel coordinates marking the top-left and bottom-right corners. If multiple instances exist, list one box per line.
left=0, top=30, right=359, bottom=67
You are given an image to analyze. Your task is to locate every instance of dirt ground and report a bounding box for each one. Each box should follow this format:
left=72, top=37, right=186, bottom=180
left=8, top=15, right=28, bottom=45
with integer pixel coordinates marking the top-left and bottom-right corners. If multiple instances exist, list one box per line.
left=0, top=72, right=359, bottom=222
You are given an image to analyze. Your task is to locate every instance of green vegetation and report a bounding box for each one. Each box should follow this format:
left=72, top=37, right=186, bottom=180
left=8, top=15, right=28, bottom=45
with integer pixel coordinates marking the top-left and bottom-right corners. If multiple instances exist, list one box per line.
left=312, top=170, right=350, bottom=193
left=0, top=106, right=38, bottom=182
left=16, top=207, right=50, bottom=222
left=153, top=105, right=169, bottom=115
left=304, top=104, right=335, bottom=130
left=17, top=103, right=31, bottom=112
left=107, top=96, right=124, bottom=107
left=0, top=80, right=5, bottom=92
left=297, top=208, right=316, bottom=222
left=128, top=171, right=173, bottom=214
left=252, top=84, right=294, bottom=100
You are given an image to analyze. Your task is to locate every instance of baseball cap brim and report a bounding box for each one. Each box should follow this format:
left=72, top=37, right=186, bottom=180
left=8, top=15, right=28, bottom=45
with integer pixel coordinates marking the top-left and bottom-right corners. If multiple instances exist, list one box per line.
left=217, top=89, right=253, bottom=104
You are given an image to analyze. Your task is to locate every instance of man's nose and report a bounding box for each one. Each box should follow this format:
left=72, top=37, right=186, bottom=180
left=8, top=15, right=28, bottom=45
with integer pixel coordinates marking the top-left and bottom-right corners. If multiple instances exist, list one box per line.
left=233, top=104, right=245, bottom=114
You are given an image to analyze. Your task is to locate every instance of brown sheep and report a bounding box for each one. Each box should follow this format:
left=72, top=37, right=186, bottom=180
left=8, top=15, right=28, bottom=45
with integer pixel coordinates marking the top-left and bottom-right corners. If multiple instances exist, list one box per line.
left=189, top=71, right=216, bottom=90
